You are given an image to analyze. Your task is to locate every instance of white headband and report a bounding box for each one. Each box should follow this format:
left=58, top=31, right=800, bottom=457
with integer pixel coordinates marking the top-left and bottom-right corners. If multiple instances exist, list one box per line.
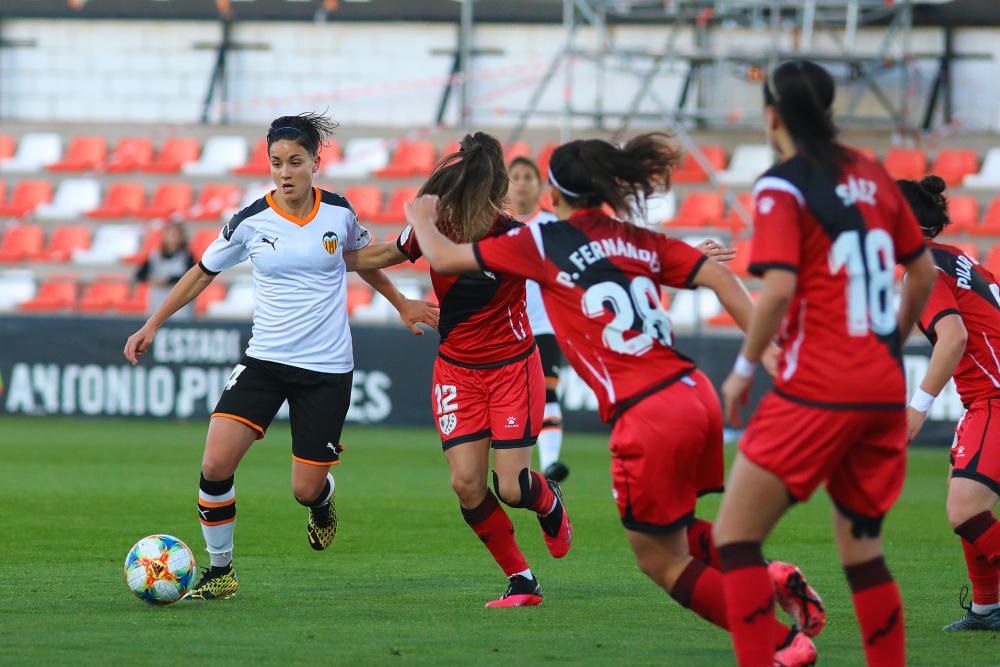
left=548, top=165, right=582, bottom=199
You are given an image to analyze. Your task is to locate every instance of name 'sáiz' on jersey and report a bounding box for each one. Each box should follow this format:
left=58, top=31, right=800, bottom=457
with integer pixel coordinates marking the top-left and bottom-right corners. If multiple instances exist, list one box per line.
left=835, top=175, right=878, bottom=208
left=557, top=237, right=661, bottom=287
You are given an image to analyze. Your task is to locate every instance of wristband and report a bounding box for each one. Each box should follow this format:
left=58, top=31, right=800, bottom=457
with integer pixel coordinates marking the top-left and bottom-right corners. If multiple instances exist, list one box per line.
left=908, top=388, right=936, bottom=413
left=733, top=354, right=758, bottom=378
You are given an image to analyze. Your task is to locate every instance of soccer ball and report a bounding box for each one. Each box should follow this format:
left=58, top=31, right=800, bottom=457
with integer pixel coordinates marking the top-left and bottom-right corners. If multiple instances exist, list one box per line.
left=124, top=534, right=197, bottom=605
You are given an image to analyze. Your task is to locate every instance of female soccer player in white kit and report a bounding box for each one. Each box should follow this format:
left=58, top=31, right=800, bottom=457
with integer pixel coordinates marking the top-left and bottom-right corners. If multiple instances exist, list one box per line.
left=123, top=112, right=438, bottom=599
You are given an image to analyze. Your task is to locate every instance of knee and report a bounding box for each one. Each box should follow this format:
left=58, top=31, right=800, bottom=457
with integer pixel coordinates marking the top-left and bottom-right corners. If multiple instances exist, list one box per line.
left=292, top=478, right=324, bottom=505
left=494, top=474, right=523, bottom=507
left=451, top=474, right=485, bottom=506
left=201, top=455, right=235, bottom=482
left=947, top=494, right=978, bottom=530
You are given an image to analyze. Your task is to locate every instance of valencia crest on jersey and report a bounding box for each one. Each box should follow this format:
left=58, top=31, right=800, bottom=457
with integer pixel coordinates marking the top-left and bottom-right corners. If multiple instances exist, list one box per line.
left=323, top=231, right=339, bottom=255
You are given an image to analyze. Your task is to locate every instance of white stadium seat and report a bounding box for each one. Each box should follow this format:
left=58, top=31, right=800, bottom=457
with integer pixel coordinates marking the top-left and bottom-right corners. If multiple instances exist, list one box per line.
left=0, top=269, right=37, bottom=311
left=964, top=148, right=1000, bottom=190
left=716, top=144, right=774, bottom=186
left=0, top=133, right=62, bottom=173
left=34, top=178, right=101, bottom=219
left=205, top=279, right=255, bottom=319
left=350, top=280, right=423, bottom=324
left=634, top=191, right=676, bottom=227
left=324, top=138, right=389, bottom=179
left=668, top=289, right=722, bottom=327
left=73, top=224, right=142, bottom=265
left=183, top=136, right=249, bottom=176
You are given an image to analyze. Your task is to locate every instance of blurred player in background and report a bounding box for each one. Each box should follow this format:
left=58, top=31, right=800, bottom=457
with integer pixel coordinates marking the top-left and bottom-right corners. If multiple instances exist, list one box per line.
left=404, top=132, right=824, bottom=665
left=902, top=175, right=1000, bottom=632
left=507, top=156, right=568, bottom=481
left=123, top=112, right=437, bottom=600
left=135, top=221, right=195, bottom=320
left=716, top=61, right=937, bottom=666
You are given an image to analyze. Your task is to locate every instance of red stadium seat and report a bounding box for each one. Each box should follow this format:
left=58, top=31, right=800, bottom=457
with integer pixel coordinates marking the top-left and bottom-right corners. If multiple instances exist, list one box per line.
left=932, top=149, right=979, bottom=187
left=0, top=225, right=44, bottom=262
left=232, top=139, right=270, bottom=176
left=0, top=135, right=14, bottom=160
left=975, top=198, right=1000, bottom=236
left=122, top=228, right=162, bottom=265
left=985, top=245, right=1000, bottom=277
left=78, top=277, right=130, bottom=313
left=47, top=136, right=107, bottom=173
left=943, top=195, right=979, bottom=235
left=536, top=143, right=558, bottom=178
left=37, top=225, right=92, bottom=262
left=728, top=239, right=752, bottom=278
left=343, top=185, right=383, bottom=222
left=672, top=145, right=728, bottom=184
left=190, top=227, right=220, bottom=262
left=105, top=137, right=155, bottom=173
left=190, top=184, right=240, bottom=221
left=372, top=186, right=420, bottom=223
left=853, top=146, right=878, bottom=161
left=116, top=282, right=150, bottom=315
left=142, top=138, right=201, bottom=174
left=195, top=282, right=227, bottom=316
left=882, top=148, right=927, bottom=181
left=667, top=192, right=724, bottom=228
left=86, top=182, right=146, bottom=219
left=19, top=276, right=78, bottom=312
left=0, top=180, right=53, bottom=217
left=439, top=142, right=460, bottom=159
left=134, top=183, right=193, bottom=220
left=346, top=284, right=373, bottom=315
left=721, top=193, right=753, bottom=233
left=375, top=140, right=436, bottom=178
left=504, top=142, right=532, bottom=163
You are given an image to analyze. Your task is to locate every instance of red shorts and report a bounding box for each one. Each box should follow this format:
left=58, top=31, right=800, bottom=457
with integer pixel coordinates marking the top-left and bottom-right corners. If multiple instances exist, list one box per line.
left=431, top=350, right=544, bottom=449
left=740, top=392, right=907, bottom=518
left=610, top=369, right=724, bottom=534
left=952, top=399, right=1000, bottom=495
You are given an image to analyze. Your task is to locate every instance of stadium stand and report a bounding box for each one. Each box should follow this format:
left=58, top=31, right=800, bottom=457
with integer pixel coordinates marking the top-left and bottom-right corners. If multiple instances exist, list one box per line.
left=672, top=145, right=728, bottom=184
left=142, top=137, right=200, bottom=174
left=0, top=133, right=61, bottom=173
left=47, top=136, right=108, bottom=173
left=183, top=136, right=249, bottom=176
left=964, top=148, right=1000, bottom=190
left=326, top=138, right=389, bottom=178
left=35, top=178, right=101, bottom=220
left=105, top=137, right=155, bottom=173
left=883, top=147, right=928, bottom=180
left=87, top=182, right=146, bottom=219
left=375, top=139, right=436, bottom=178
left=0, top=225, right=45, bottom=262
left=716, top=144, right=773, bottom=186
left=134, top=183, right=193, bottom=220
left=0, top=180, right=53, bottom=217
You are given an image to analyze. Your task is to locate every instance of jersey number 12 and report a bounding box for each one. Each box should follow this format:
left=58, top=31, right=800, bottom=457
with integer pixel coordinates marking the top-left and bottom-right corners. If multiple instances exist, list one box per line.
left=828, top=229, right=896, bottom=337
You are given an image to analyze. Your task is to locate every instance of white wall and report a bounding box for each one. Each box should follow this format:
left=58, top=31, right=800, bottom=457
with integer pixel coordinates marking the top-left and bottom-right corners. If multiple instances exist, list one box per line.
left=2, top=18, right=998, bottom=130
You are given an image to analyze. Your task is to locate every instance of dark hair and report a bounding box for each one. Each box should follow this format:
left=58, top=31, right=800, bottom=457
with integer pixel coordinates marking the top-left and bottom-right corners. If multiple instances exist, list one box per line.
left=764, top=60, right=849, bottom=173
left=897, top=175, right=950, bottom=239
left=418, top=132, right=507, bottom=242
left=547, top=133, right=681, bottom=215
left=509, top=156, right=542, bottom=181
left=266, top=112, right=338, bottom=157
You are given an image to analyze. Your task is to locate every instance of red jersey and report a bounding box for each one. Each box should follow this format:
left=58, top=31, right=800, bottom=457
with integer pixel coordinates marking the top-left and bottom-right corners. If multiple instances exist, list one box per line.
left=397, top=214, right=534, bottom=368
left=919, top=241, right=1000, bottom=406
left=749, top=151, right=926, bottom=408
left=474, top=209, right=707, bottom=423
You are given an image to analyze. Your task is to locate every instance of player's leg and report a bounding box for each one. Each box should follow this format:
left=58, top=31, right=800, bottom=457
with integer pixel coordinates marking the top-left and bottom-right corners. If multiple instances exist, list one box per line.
left=948, top=477, right=1000, bottom=629
left=286, top=369, right=352, bottom=551
left=534, top=334, right=567, bottom=481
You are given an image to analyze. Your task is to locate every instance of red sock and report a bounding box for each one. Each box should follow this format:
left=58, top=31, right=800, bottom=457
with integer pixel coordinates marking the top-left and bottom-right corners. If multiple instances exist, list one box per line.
left=719, top=542, right=779, bottom=667
left=961, top=537, right=999, bottom=606
left=461, top=490, right=529, bottom=577
left=688, top=519, right=720, bottom=568
left=956, top=512, right=1000, bottom=566
left=845, top=557, right=905, bottom=667
left=522, top=470, right=557, bottom=515
left=671, top=558, right=792, bottom=647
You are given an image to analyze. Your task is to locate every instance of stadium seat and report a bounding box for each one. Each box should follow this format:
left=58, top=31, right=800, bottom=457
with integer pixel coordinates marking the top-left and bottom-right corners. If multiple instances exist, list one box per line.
left=536, top=143, right=558, bottom=177
left=716, top=145, right=773, bottom=186
left=728, top=239, right=752, bottom=278
left=351, top=280, right=423, bottom=323
left=504, top=142, right=532, bottom=163
left=190, top=227, right=220, bottom=262
left=47, top=136, right=107, bottom=173
left=932, top=149, right=978, bottom=187
left=668, top=289, right=722, bottom=327
left=78, top=277, right=131, bottom=313
left=964, top=148, right=1000, bottom=190
left=18, top=275, right=78, bottom=312
left=975, top=198, right=1000, bottom=236
left=672, top=145, right=728, bottom=184
left=34, top=178, right=101, bottom=220
left=0, top=133, right=61, bottom=173
left=342, top=185, right=384, bottom=222
left=721, top=193, right=753, bottom=233
left=0, top=225, right=45, bottom=262
left=205, top=279, right=255, bottom=319
left=943, top=195, right=979, bottom=234
left=195, top=282, right=227, bottom=316
left=883, top=148, right=927, bottom=181
left=134, top=183, right=193, bottom=220
left=0, top=180, right=54, bottom=217
left=122, top=228, right=162, bottom=265
left=0, top=269, right=37, bottom=311
left=325, top=138, right=389, bottom=178
left=854, top=146, right=878, bottom=161
left=142, top=137, right=201, bottom=174
left=346, top=284, right=373, bottom=315
left=37, top=225, right=92, bottom=262
left=0, top=135, right=14, bottom=160
left=73, top=224, right=142, bottom=265
left=375, top=140, right=436, bottom=178
left=667, top=192, right=724, bottom=228
left=984, top=245, right=1000, bottom=277
left=439, top=142, right=460, bottom=159
left=232, top=139, right=270, bottom=176
left=105, top=137, right=155, bottom=173
left=190, top=184, right=241, bottom=221
left=372, top=186, right=420, bottom=223
left=635, top=192, right=676, bottom=227
left=87, top=182, right=146, bottom=219
left=116, top=282, right=150, bottom=315
left=184, top=136, right=249, bottom=176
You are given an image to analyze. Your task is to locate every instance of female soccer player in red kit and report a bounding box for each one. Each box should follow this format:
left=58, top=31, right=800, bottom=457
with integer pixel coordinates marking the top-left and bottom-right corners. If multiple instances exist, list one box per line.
left=404, top=133, right=826, bottom=666
left=902, top=176, right=1000, bottom=632
left=716, top=60, right=937, bottom=666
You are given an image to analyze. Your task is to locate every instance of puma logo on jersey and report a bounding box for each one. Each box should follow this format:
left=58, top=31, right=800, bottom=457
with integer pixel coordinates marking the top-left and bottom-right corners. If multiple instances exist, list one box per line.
left=835, top=176, right=877, bottom=207
left=261, top=236, right=278, bottom=250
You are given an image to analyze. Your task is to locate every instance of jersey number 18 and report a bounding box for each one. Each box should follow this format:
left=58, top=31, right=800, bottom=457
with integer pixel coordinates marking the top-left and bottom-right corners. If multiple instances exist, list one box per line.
left=828, top=229, right=896, bottom=337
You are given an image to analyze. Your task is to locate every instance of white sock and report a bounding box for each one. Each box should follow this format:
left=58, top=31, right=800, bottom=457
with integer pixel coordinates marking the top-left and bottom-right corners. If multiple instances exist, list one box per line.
left=199, top=479, right=236, bottom=562
left=515, top=568, right=533, bottom=581
left=314, top=472, right=335, bottom=507
left=972, top=602, right=1000, bottom=614
left=210, top=551, right=233, bottom=568
left=537, top=402, right=563, bottom=470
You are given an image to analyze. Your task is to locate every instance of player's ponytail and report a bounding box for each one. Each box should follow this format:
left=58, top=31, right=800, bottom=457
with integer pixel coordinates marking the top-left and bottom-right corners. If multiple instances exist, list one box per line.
left=419, top=132, right=508, bottom=242
left=897, top=175, right=950, bottom=239
left=266, top=111, right=338, bottom=157
left=764, top=60, right=849, bottom=174
left=547, top=132, right=681, bottom=216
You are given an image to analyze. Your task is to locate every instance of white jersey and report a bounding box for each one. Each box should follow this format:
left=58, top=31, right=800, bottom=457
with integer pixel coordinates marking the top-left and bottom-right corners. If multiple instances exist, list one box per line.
left=516, top=208, right=559, bottom=336
left=200, top=187, right=371, bottom=373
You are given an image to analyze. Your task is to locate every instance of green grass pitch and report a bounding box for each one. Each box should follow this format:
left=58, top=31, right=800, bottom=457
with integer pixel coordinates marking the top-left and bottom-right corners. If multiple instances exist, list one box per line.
left=0, top=416, right=995, bottom=666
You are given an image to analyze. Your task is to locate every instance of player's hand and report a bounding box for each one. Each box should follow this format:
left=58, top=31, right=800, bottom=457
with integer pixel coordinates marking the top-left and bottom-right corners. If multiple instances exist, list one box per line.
left=721, top=370, right=752, bottom=427
left=124, top=324, right=157, bottom=365
left=398, top=297, right=440, bottom=335
left=404, top=195, right=440, bottom=234
left=762, top=343, right=781, bottom=378
left=906, top=407, right=928, bottom=443
left=696, top=239, right=737, bottom=263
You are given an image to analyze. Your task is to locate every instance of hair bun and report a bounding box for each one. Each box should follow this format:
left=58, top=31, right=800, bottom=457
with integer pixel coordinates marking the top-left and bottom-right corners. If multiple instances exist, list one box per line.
left=920, top=174, right=946, bottom=196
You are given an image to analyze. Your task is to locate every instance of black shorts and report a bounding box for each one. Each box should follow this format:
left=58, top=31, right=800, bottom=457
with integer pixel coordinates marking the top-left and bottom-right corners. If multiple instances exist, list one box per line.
left=212, top=355, right=352, bottom=466
left=535, top=334, right=563, bottom=383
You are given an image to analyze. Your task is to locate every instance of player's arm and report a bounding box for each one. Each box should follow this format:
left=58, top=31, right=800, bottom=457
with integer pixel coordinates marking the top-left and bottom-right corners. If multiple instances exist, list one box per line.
left=897, top=248, right=936, bottom=339
left=906, top=313, right=966, bottom=440
left=123, top=264, right=216, bottom=364
left=404, top=195, right=479, bottom=275
left=357, top=269, right=439, bottom=335
left=344, top=242, right=408, bottom=272
left=689, top=259, right=753, bottom=331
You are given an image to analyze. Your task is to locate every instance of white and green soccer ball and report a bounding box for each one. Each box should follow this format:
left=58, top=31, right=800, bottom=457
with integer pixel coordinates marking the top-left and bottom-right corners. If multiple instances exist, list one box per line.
left=124, top=534, right=197, bottom=605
